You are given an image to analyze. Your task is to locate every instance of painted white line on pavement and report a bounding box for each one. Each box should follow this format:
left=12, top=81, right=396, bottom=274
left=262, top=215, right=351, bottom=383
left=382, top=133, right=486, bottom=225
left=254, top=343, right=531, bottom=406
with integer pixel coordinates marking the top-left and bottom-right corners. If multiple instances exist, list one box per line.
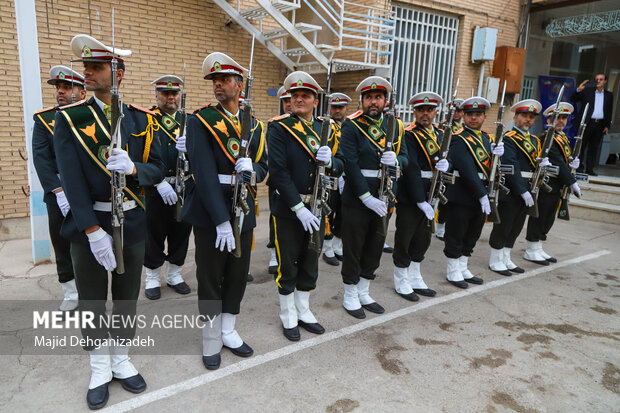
left=103, top=249, right=610, bottom=412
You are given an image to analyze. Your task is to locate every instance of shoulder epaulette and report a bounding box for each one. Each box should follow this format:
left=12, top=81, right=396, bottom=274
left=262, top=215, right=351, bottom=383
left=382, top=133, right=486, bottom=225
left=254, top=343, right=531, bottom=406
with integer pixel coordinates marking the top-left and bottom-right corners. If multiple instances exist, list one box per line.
left=34, top=106, right=57, bottom=115
left=129, top=104, right=156, bottom=116
left=269, top=113, right=290, bottom=122
left=505, top=130, right=517, bottom=137
left=58, top=99, right=87, bottom=110
left=192, top=104, right=211, bottom=114
left=149, top=106, right=161, bottom=115
left=347, top=110, right=363, bottom=119
left=404, top=121, right=416, bottom=132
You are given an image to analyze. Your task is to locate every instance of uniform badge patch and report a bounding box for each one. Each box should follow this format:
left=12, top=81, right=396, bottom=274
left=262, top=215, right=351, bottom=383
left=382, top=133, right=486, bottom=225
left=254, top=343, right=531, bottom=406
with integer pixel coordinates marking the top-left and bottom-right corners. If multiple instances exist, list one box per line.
left=371, top=82, right=377, bottom=89
left=426, top=140, right=438, bottom=155
left=59, top=72, right=65, bottom=80
left=368, top=125, right=383, bottom=140
left=424, top=96, right=429, bottom=103
left=97, top=145, right=109, bottom=164
left=297, top=79, right=303, bottom=87
left=306, top=135, right=319, bottom=153
left=476, top=147, right=488, bottom=161
left=162, top=115, right=175, bottom=130
left=473, top=101, right=479, bottom=109
left=214, top=62, right=222, bottom=72
left=82, top=46, right=91, bottom=58
left=167, top=81, right=173, bottom=89
left=227, top=138, right=240, bottom=157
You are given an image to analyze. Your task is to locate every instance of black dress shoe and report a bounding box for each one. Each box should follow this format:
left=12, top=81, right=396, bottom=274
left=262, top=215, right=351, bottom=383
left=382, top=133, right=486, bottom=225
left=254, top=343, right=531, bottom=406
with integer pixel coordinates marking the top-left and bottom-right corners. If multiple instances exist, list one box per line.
left=86, top=383, right=109, bottom=410
left=167, top=281, right=191, bottom=295
left=465, top=276, right=484, bottom=285
left=546, top=257, right=557, bottom=263
left=397, top=291, right=419, bottom=302
left=383, top=245, right=394, bottom=253
left=268, top=265, right=278, bottom=275
left=282, top=325, right=300, bottom=341
left=145, top=287, right=161, bottom=300
left=225, top=342, right=254, bottom=357
left=527, top=259, right=549, bottom=266
left=344, top=307, right=366, bottom=319
left=507, top=266, right=525, bottom=274
left=490, top=268, right=512, bottom=276
left=414, top=288, right=437, bottom=297
left=335, top=253, right=343, bottom=262
left=202, top=353, right=221, bottom=370
left=362, top=302, right=385, bottom=314
left=298, top=319, right=325, bottom=334
left=246, top=273, right=254, bottom=282
left=322, top=253, right=340, bottom=266
left=448, top=279, right=468, bottom=289
left=586, top=170, right=597, bottom=176
left=114, top=373, right=147, bottom=394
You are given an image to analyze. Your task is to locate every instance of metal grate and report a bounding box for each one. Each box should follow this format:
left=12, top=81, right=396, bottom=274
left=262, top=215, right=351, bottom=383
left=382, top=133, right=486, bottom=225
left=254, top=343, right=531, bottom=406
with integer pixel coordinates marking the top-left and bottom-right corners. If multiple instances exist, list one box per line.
left=388, top=4, right=459, bottom=123
left=521, top=76, right=535, bottom=100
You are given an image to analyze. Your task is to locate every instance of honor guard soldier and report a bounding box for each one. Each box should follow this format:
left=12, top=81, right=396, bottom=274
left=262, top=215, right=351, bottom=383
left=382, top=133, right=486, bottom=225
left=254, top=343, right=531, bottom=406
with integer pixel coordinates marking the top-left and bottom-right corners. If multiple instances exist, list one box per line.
left=54, top=34, right=165, bottom=409
left=393, top=92, right=450, bottom=300
left=338, top=76, right=407, bottom=318
left=443, top=97, right=504, bottom=289
left=451, top=98, right=464, bottom=128
left=266, top=86, right=294, bottom=276
left=322, top=92, right=350, bottom=266
left=488, top=100, right=543, bottom=275
left=178, top=52, right=267, bottom=370
left=33, top=65, right=86, bottom=312
left=143, top=75, right=192, bottom=299
left=267, top=71, right=343, bottom=341
left=524, top=103, right=581, bottom=264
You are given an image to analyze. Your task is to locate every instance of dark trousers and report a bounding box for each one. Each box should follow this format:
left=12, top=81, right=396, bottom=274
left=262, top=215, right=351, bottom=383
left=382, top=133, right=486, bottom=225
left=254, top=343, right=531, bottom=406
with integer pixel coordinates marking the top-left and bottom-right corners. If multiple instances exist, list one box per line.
left=46, top=201, right=74, bottom=283
left=393, top=204, right=431, bottom=268
left=443, top=202, right=486, bottom=258
left=341, top=206, right=386, bottom=284
left=437, top=204, right=447, bottom=224
left=193, top=226, right=252, bottom=315
left=70, top=240, right=144, bottom=349
left=526, top=191, right=561, bottom=242
left=582, top=120, right=605, bottom=172
left=272, top=215, right=324, bottom=295
left=267, top=187, right=276, bottom=248
left=489, top=200, right=527, bottom=249
left=325, top=190, right=342, bottom=240
left=144, top=192, right=192, bottom=269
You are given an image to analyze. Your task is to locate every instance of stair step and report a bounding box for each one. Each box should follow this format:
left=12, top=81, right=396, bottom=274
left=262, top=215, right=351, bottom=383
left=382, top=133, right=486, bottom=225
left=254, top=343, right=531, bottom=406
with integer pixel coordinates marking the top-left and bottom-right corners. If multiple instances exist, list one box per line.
left=565, top=198, right=620, bottom=224
left=580, top=182, right=620, bottom=204
left=589, top=175, right=620, bottom=187
left=240, top=0, right=300, bottom=20
left=283, top=47, right=310, bottom=56
left=263, top=22, right=323, bottom=40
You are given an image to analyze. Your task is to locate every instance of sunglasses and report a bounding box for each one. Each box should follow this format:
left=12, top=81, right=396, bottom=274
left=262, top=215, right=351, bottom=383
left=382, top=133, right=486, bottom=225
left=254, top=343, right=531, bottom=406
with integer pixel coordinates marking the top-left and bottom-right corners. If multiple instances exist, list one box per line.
left=595, top=78, right=605, bottom=81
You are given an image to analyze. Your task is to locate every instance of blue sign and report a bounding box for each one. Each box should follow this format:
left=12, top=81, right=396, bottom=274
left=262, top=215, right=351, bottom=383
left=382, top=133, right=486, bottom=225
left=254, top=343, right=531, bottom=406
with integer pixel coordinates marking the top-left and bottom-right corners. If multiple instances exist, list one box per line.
left=538, top=75, right=577, bottom=141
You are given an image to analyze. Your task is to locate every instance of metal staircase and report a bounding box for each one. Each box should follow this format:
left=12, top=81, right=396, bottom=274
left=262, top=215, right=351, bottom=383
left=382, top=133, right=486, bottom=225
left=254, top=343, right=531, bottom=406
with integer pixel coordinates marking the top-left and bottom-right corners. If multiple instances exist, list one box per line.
left=212, top=0, right=394, bottom=74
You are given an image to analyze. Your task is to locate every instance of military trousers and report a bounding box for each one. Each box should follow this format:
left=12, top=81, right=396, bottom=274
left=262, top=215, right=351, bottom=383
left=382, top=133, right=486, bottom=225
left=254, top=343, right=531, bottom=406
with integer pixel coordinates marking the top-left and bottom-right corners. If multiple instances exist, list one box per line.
left=267, top=187, right=276, bottom=248
left=393, top=204, right=432, bottom=268
left=144, top=191, right=192, bottom=269
left=341, top=206, right=386, bottom=285
left=70, top=240, right=144, bottom=349
left=325, top=190, right=342, bottom=240
left=489, top=200, right=527, bottom=249
left=193, top=225, right=252, bottom=315
left=443, top=202, right=486, bottom=259
left=526, top=191, right=561, bottom=242
left=272, top=215, right=324, bottom=295
left=46, top=200, right=74, bottom=283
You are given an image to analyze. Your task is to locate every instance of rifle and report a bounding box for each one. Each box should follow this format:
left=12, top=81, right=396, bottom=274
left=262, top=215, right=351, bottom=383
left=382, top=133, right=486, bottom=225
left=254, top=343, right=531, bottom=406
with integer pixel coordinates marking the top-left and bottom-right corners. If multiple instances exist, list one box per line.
left=174, top=63, right=189, bottom=222
left=109, top=8, right=125, bottom=274
left=230, top=36, right=257, bottom=258
left=69, top=60, right=76, bottom=104
left=308, top=59, right=338, bottom=253
left=426, top=78, right=460, bottom=233
left=557, top=102, right=589, bottom=220
left=487, top=81, right=514, bottom=224
left=377, top=82, right=401, bottom=238
left=526, top=85, right=565, bottom=218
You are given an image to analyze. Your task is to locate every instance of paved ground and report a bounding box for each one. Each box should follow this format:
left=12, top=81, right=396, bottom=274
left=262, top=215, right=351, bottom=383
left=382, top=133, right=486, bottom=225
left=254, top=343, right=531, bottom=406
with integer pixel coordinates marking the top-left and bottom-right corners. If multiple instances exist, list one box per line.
left=1, top=198, right=619, bottom=412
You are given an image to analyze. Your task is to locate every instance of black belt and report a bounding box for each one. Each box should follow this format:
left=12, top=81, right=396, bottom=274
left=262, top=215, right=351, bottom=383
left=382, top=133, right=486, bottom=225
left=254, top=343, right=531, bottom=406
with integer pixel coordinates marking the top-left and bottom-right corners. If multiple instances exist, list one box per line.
left=590, top=118, right=603, bottom=123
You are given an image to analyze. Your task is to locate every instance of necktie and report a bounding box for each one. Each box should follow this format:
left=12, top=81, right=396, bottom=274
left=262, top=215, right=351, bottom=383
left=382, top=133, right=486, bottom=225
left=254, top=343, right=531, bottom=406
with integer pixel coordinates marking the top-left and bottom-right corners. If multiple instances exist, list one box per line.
left=427, top=128, right=437, bottom=141
left=524, top=132, right=532, bottom=146
left=103, top=105, right=111, bottom=125
left=231, top=115, right=242, bottom=133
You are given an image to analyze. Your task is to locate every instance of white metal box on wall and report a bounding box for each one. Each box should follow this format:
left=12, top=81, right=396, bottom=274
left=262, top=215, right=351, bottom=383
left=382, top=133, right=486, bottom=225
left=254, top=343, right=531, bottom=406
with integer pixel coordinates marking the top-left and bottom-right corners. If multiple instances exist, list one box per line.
left=471, top=27, right=498, bottom=62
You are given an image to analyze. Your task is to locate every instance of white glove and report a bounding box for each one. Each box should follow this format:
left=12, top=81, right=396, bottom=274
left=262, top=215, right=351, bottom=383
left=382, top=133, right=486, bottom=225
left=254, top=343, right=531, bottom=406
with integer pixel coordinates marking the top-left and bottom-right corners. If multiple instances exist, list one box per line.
left=55, top=190, right=70, bottom=217
left=434, top=158, right=449, bottom=172
left=215, top=221, right=235, bottom=252
left=537, top=157, right=551, bottom=168
left=417, top=201, right=435, bottom=221
left=156, top=180, right=178, bottom=205
left=106, top=148, right=135, bottom=174
left=520, top=191, right=534, bottom=207
left=570, top=182, right=581, bottom=198
left=87, top=228, right=116, bottom=271
left=316, top=146, right=332, bottom=164
left=491, top=142, right=504, bottom=156
left=361, top=195, right=388, bottom=217
left=380, top=151, right=397, bottom=166
left=479, top=195, right=491, bottom=215
left=295, top=207, right=321, bottom=233
left=235, top=157, right=253, bottom=173
left=569, top=158, right=580, bottom=169
left=338, top=176, right=345, bottom=194
left=176, top=135, right=187, bottom=153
